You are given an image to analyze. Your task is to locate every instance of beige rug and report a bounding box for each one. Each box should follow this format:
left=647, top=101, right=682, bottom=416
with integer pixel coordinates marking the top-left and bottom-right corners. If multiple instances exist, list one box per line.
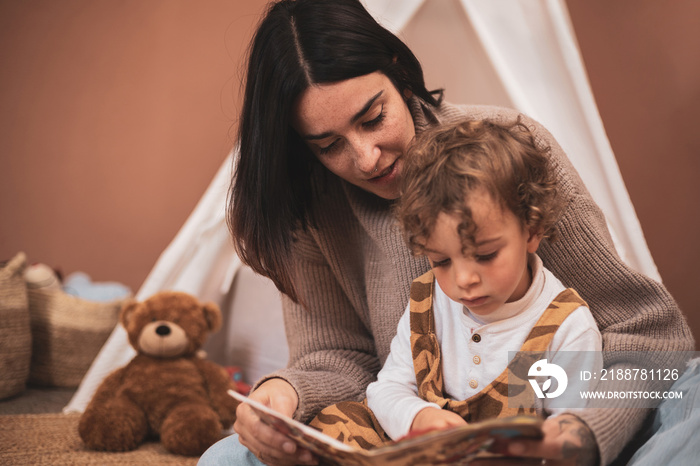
left=0, top=413, right=198, bottom=465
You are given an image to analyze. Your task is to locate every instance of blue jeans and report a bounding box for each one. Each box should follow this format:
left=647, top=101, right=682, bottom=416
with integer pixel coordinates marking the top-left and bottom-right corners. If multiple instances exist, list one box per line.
left=198, top=433, right=265, bottom=466
left=627, top=357, right=700, bottom=465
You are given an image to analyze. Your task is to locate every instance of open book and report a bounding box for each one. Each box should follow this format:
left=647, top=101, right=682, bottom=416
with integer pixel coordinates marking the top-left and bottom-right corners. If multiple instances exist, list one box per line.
left=228, top=390, right=543, bottom=466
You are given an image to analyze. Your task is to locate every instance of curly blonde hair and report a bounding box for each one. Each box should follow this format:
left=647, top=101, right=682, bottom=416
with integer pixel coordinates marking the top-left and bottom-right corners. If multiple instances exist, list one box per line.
left=397, top=117, right=563, bottom=255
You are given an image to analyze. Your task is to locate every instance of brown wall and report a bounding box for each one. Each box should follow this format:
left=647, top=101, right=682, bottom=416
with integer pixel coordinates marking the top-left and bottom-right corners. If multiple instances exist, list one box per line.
left=566, top=0, right=700, bottom=347
left=0, top=0, right=268, bottom=290
left=1, top=1, right=698, bottom=345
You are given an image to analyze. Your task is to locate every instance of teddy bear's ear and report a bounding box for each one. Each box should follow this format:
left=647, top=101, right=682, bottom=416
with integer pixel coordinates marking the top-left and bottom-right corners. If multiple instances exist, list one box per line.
left=119, top=298, right=140, bottom=328
left=202, top=302, right=222, bottom=332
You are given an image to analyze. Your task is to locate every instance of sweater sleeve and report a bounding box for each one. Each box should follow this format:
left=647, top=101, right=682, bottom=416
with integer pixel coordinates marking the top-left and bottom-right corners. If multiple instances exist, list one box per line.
left=255, top=228, right=382, bottom=424
left=517, top=111, right=695, bottom=465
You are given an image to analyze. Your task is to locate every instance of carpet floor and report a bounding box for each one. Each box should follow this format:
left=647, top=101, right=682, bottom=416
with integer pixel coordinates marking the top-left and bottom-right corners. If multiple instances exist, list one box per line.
left=0, top=412, right=199, bottom=465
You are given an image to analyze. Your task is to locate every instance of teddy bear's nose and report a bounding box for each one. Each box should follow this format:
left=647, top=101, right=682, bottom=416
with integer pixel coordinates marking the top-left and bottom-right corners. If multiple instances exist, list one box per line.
left=156, top=325, right=171, bottom=337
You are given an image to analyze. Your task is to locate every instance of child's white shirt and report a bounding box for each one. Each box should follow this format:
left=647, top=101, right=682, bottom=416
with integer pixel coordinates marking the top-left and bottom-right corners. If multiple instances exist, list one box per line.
left=366, top=254, right=602, bottom=440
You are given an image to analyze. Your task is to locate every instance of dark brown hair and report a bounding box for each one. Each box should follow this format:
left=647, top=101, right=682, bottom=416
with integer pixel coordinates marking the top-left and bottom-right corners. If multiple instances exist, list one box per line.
left=397, top=118, right=562, bottom=254
left=228, top=0, right=441, bottom=302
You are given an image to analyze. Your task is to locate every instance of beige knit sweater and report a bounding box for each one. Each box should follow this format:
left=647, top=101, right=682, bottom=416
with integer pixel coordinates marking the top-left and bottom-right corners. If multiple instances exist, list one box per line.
left=262, top=98, right=694, bottom=465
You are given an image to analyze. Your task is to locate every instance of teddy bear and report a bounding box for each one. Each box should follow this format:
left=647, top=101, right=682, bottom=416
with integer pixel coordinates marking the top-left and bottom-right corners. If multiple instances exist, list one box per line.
left=78, top=291, right=240, bottom=456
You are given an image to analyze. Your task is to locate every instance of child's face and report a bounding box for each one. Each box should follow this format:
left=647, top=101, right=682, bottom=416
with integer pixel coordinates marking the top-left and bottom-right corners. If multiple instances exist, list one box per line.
left=422, top=190, right=542, bottom=316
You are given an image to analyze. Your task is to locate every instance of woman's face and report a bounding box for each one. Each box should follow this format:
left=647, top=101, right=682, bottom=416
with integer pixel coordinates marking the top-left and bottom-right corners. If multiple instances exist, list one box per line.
left=292, top=72, right=415, bottom=200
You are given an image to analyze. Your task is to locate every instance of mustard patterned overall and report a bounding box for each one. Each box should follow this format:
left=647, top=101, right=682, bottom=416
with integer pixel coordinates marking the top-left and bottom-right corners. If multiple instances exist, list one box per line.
left=309, top=270, right=587, bottom=450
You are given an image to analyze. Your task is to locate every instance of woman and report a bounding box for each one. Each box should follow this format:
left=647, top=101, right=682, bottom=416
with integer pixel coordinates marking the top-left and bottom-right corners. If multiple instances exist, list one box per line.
left=200, top=1, right=694, bottom=465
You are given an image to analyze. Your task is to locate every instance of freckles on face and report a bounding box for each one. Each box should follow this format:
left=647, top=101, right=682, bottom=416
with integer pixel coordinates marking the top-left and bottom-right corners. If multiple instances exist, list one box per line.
left=291, top=72, right=415, bottom=200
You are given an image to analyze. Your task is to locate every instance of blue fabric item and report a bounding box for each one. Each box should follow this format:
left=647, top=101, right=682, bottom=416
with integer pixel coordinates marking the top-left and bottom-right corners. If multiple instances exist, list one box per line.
left=198, top=434, right=265, bottom=466
left=627, top=357, right=700, bottom=465
left=62, top=272, right=131, bottom=302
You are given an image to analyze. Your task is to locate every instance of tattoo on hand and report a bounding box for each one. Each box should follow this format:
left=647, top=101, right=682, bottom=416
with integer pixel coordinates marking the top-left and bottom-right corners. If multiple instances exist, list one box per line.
left=559, top=416, right=599, bottom=466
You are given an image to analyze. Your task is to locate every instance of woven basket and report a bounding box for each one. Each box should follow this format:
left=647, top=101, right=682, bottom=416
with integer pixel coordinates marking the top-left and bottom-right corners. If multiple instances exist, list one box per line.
left=27, top=286, right=124, bottom=388
left=0, top=252, right=32, bottom=399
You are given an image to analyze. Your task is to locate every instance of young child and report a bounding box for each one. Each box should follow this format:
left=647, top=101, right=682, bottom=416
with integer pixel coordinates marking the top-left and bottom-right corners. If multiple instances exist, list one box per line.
left=310, top=117, right=602, bottom=447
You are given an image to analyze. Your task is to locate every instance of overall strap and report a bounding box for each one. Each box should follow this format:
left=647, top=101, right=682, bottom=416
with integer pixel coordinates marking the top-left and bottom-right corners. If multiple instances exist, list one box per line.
left=408, top=270, right=445, bottom=401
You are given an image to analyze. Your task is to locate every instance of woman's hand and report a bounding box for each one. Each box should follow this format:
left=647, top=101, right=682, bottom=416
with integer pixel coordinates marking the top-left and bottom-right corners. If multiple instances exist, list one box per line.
left=410, top=406, right=468, bottom=433
left=234, top=378, right=317, bottom=465
left=483, top=413, right=599, bottom=466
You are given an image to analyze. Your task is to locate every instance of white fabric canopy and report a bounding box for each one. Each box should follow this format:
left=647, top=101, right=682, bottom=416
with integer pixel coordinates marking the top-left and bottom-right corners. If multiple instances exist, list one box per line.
left=66, top=0, right=660, bottom=413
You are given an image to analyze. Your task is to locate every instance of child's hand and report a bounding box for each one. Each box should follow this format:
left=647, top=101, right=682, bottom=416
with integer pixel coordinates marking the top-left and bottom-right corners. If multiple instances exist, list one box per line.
left=410, top=407, right=467, bottom=433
